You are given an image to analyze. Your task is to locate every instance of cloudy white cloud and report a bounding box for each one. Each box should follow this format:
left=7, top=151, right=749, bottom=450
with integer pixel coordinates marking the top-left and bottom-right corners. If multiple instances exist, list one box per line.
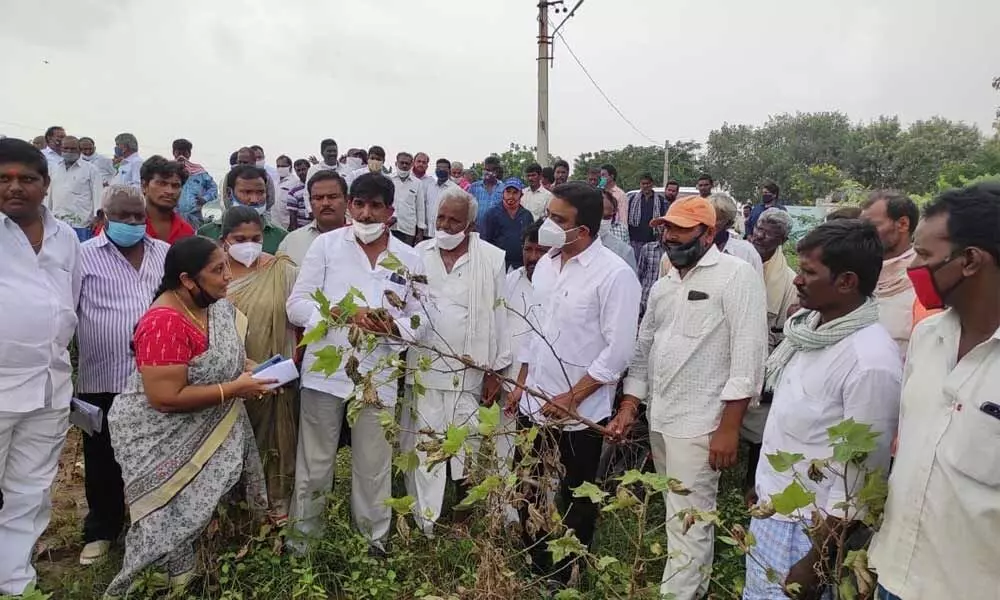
left=1, top=0, right=996, bottom=178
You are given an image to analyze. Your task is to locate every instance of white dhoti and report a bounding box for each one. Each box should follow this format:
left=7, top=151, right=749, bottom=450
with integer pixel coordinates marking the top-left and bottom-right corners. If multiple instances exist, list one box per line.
left=410, top=387, right=480, bottom=534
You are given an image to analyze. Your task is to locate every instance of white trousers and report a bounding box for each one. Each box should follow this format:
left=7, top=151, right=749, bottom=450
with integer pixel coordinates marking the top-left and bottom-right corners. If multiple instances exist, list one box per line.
left=650, top=430, right=721, bottom=600
left=289, top=389, right=392, bottom=548
left=0, top=407, right=69, bottom=595
left=409, top=388, right=479, bottom=534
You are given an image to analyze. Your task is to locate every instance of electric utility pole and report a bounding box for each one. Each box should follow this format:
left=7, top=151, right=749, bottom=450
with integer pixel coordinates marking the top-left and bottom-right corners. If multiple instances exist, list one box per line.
left=536, top=0, right=583, bottom=167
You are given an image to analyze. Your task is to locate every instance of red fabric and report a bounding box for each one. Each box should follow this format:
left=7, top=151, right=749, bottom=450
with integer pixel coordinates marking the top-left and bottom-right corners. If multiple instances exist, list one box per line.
left=146, top=213, right=195, bottom=245
left=134, top=307, right=208, bottom=367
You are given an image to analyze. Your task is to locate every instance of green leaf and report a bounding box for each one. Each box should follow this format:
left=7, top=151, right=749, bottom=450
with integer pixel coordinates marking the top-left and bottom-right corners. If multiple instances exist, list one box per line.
left=717, top=535, right=739, bottom=546
left=456, top=475, right=502, bottom=509
left=417, top=354, right=433, bottom=371
left=310, top=288, right=331, bottom=319
left=477, top=403, right=501, bottom=436
left=348, top=286, right=367, bottom=302
left=638, top=472, right=671, bottom=493
left=309, top=345, right=343, bottom=376
left=765, top=567, right=782, bottom=584
left=383, top=495, right=415, bottom=514
left=393, top=451, right=420, bottom=474
left=554, top=590, right=583, bottom=600
left=410, top=314, right=421, bottom=330
left=766, top=450, right=805, bottom=473
left=378, top=252, right=403, bottom=273
left=617, top=469, right=644, bottom=486
left=299, top=320, right=328, bottom=347
left=838, top=578, right=858, bottom=600
left=547, top=531, right=587, bottom=564
left=649, top=541, right=663, bottom=556
left=377, top=410, right=395, bottom=429
left=828, top=418, right=879, bottom=464
left=770, top=480, right=816, bottom=515
left=441, top=424, right=469, bottom=456
left=571, top=481, right=608, bottom=504
left=857, top=469, right=889, bottom=524
left=595, top=556, right=618, bottom=571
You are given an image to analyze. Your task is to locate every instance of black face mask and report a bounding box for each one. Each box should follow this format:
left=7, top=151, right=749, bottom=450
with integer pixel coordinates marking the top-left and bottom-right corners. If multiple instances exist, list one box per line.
left=665, top=228, right=710, bottom=269
left=190, top=280, right=216, bottom=309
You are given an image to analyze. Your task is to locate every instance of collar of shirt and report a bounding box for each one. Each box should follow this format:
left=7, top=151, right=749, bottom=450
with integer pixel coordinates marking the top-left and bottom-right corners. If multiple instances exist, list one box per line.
left=146, top=211, right=194, bottom=244
left=0, top=204, right=62, bottom=237
left=664, top=243, right=722, bottom=281
left=547, top=236, right=606, bottom=268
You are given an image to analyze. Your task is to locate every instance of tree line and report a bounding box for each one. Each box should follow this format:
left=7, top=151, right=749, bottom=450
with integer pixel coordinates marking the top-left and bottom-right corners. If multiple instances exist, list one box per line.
left=479, top=79, right=1000, bottom=205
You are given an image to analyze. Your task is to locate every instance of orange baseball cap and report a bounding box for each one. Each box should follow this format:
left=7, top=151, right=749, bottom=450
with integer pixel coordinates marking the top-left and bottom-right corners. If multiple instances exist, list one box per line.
left=657, top=196, right=717, bottom=229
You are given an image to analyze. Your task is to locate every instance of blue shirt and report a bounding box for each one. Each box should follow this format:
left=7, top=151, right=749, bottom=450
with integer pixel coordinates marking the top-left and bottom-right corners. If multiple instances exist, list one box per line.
left=480, top=204, right=534, bottom=270
left=178, top=171, right=218, bottom=227
left=745, top=201, right=786, bottom=239
left=468, top=179, right=505, bottom=223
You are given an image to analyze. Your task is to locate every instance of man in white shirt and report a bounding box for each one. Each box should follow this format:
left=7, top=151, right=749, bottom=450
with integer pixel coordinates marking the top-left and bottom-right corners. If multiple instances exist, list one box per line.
left=110, top=132, right=143, bottom=189
left=0, top=138, right=82, bottom=595
left=349, top=145, right=387, bottom=187
left=521, top=163, right=552, bottom=220
left=407, top=188, right=509, bottom=535
left=870, top=183, right=1000, bottom=600
left=277, top=170, right=348, bottom=265
left=79, top=137, right=116, bottom=185
left=417, top=157, right=459, bottom=238
left=389, top=151, right=421, bottom=246
left=412, top=152, right=431, bottom=183
left=860, top=191, right=920, bottom=359
left=40, top=125, right=65, bottom=168
left=505, top=182, right=640, bottom=584
left=497, top=219, right=548, bottom=516
left=303, top=138, right=351, bottom=206
left=618, top=196, right=768, bottom=600
left=746, top=220, right=901, bottom=599
left=286, top=172, right=425, bottom=553
left=48, top=136, right=103, bottom=241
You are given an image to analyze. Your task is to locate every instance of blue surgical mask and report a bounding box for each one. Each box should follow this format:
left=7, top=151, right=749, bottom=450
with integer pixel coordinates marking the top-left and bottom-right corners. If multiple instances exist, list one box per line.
left=105, top=221, right=146, bottom=247
left=435, top=168, right=449, bottom=183
left=231, top=194, right=267, bottom=216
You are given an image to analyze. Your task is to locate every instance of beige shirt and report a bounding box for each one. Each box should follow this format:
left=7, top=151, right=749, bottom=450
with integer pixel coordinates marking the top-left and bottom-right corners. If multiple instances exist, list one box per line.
left=276, top=221, right=323, bottom=265
left=869, top=310, right=1000, bottom=599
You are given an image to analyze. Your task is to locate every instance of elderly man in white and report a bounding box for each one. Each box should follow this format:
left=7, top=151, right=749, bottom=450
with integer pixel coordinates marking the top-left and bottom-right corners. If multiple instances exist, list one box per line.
left=407, top=188, right=509, bottom=535
left=48, top=135, right=104, bottom=242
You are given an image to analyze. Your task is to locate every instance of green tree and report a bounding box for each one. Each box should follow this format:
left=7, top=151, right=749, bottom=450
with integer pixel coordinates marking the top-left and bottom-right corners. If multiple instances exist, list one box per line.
left=469, top=143, right=560, bottom=181
left=844, top=116, right=903, bottom=189
left=571, top=141, right=702, bottom=190
left=891, top=117, right=984, bottom=195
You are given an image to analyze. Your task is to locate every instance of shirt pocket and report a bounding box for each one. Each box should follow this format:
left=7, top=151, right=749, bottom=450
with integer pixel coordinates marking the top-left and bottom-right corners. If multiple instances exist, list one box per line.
left=940, top=404, right=1000, bottom=486
left=680, top=297, right=722, bottom=339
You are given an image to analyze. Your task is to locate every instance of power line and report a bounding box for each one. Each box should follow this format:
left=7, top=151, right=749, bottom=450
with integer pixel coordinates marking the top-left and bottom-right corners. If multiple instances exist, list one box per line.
left=554, top=31, right=660, bottom=144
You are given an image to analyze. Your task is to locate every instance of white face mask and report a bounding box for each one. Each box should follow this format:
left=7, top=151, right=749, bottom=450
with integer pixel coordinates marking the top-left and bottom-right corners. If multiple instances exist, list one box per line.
left=254, top=159, right=265, bottom=169
left=396, top=168, right=411, bottom=179
left=435, top=229, right=466, bottom=251
left=346, top=156, right=363, bottom=171
left=352, top=220, right=384, bottom=244
left=227, top=241, right=263, bottom=267
left=538, top=218, right=573, bottom=248
left=277, top=166, right=291, bottom=178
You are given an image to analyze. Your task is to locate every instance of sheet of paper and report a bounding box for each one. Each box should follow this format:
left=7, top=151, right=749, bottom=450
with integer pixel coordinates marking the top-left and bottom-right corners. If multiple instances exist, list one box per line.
left=70, top=397, right=104, bottom=436
left=251, top=358, right=299, bottom=390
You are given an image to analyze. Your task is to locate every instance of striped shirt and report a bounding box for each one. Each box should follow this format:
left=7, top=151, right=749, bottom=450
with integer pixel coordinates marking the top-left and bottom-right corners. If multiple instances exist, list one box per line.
left=76, top=233, right=168, bottom=393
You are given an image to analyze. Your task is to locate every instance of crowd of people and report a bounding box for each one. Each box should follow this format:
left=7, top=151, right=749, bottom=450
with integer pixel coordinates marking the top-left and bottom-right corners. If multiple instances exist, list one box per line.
left=0, top=127, right=998, bottom=600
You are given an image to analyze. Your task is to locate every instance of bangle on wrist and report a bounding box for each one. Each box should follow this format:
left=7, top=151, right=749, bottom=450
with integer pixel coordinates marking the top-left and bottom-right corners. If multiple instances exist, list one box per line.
left=217, top=383, right=226, bottom=403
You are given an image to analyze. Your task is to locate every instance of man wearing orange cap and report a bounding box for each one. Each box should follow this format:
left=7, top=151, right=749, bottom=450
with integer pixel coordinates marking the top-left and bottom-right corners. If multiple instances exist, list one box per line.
left=612, top=196, right=768, bottom=600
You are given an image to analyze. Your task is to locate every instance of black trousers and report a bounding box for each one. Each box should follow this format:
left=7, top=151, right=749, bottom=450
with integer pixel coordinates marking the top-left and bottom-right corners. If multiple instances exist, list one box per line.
left=78, top=392, right=126, bottom=543
left=515, top=415, right=606, bottom=581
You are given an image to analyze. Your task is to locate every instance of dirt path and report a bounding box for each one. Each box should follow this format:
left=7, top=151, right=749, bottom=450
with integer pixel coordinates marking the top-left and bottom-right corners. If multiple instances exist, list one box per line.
left=35, top=428, right=90, bottom=583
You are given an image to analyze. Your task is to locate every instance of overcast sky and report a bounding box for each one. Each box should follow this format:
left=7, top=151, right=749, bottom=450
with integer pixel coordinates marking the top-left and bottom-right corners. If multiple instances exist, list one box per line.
left=1, top=0, right=996, bottom=177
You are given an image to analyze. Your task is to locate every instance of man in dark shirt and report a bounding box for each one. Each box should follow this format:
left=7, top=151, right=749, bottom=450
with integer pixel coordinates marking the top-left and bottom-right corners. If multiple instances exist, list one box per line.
left=745, top=180, right=787, bottom=239
left=626, top=172, right=670, bottom=259
left=480, top=178, right=534, bottom=271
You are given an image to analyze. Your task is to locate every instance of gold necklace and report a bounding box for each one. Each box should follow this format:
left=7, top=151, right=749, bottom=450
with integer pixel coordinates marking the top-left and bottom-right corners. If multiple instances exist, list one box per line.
left=172, top=291, right=207, bottom=332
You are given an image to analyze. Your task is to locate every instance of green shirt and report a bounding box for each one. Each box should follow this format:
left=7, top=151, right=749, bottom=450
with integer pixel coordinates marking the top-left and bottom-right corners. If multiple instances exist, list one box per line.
left=197, top=221, right=288, bottom=255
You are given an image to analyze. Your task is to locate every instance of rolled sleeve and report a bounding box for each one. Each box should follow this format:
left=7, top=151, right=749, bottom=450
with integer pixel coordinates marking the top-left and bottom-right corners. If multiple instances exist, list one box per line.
left=720, top=265, right=768, bottom=402
left=587, top=266, right=641, bottom=384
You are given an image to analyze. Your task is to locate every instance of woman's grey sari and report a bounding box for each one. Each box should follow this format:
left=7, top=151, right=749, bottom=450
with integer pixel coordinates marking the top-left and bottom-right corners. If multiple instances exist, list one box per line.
left=105, top=300, right=266, bottom=597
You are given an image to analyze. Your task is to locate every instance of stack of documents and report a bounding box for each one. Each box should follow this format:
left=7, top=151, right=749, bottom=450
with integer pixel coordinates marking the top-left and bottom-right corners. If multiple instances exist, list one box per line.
left=70, top=397, right=104, bottom=436
left=251, top=355, right=300, bottom=390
